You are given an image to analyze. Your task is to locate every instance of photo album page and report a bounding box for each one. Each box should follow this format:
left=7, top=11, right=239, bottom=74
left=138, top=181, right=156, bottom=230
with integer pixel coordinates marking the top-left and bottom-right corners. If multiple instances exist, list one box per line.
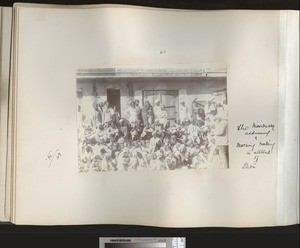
left=8, top=5, right=299, bottom=226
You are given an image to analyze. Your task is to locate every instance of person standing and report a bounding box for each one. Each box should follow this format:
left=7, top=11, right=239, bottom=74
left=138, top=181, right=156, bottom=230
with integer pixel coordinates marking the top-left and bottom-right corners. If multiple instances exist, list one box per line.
left=211, top=116, right=228, bottom=168
left=153, top=99, right=162, bottom=122
left=96, top=102, right=104, bottom=124
left=112, top=106, right=120, bottom=121
left=158, top=104, right=168, bottom=128
left=204, top=100, right=217, bottom=119
left=125, top=100, right=139, bottom=125
left=179, top=101, right=188, bottom=123
left=134, top=100, right=143, bottom=124
left=141, top=100, right=154, bottom=128
left=191, top=98, right=199, bottom=121
left=102, top=100, right=114, bottom=124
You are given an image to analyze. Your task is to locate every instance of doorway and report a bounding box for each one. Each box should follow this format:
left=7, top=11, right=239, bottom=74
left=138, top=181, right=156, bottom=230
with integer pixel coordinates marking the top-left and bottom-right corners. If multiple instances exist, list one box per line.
left=107, top=88, right=121, bottom=115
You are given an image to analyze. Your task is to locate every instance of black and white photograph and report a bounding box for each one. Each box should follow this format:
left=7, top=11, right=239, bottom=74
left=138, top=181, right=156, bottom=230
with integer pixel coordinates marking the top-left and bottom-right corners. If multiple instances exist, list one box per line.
left=76, top=65, right=228, bottom=172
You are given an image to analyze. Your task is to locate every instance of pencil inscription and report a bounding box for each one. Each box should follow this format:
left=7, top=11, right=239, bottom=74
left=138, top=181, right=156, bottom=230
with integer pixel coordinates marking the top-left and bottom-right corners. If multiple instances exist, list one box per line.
left=46, top=149, right=62, bottom=167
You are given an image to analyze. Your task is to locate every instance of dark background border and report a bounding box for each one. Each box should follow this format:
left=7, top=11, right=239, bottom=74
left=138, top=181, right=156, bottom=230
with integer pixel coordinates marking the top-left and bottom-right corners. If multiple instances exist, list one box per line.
left=0, top=0, right=299, bottom=9
left=0, top=224, right=299, bottom=248
left=1, top=0, right=299, bottom=247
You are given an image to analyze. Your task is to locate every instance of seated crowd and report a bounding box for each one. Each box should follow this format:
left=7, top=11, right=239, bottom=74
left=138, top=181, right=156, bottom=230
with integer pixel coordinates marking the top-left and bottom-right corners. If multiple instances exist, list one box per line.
left=78, top=98, right=228, bottom=172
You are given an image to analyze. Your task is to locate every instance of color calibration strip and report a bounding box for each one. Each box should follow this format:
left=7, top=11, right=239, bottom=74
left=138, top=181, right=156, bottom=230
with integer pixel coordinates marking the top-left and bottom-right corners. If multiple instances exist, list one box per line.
left=105, top=243, right=166, bottom=248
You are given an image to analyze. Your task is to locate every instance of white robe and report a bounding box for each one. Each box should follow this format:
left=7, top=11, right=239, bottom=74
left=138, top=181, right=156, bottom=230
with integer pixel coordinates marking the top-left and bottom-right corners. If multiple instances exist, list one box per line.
left=179, top=104, right=188, bottom=121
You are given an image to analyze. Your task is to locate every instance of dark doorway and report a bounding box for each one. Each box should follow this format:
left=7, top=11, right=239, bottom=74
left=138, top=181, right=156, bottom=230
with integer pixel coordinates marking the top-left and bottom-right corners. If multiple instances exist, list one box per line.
left=107, top=88, right=121, bottom=115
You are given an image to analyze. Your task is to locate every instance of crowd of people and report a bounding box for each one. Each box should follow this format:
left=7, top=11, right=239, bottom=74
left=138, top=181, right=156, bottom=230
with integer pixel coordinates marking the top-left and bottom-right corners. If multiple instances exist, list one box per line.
left=77, top=96, right=228, bottom=172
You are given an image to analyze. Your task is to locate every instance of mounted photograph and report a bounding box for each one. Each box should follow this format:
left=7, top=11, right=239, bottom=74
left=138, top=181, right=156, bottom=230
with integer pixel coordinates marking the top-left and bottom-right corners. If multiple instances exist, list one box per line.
left=76, top=64, right=228, bottom=172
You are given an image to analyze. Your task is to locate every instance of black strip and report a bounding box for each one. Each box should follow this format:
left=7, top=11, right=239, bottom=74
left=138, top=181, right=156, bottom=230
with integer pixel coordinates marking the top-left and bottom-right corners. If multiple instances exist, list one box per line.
left=0, top=0, right=299, bottom=10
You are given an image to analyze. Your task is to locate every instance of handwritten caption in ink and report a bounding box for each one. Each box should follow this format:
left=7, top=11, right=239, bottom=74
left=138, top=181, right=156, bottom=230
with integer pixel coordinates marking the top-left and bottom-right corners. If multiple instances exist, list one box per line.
left=236, top=122, right=276, bottom=169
